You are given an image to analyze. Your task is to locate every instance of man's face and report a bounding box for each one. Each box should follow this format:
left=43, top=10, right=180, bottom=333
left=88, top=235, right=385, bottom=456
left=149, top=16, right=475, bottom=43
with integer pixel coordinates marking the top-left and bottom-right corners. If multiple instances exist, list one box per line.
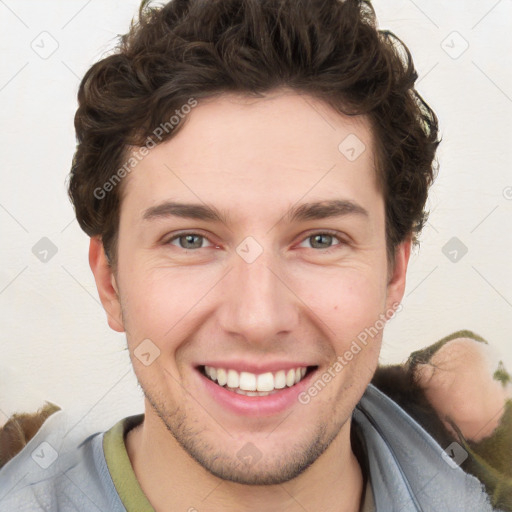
left=98, top=90, right=408, bottom=484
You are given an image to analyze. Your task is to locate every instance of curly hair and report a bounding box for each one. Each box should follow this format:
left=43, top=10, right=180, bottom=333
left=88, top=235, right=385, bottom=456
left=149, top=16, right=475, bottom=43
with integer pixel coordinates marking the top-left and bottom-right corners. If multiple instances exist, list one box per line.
left=68, top=0, right=440, bottom=267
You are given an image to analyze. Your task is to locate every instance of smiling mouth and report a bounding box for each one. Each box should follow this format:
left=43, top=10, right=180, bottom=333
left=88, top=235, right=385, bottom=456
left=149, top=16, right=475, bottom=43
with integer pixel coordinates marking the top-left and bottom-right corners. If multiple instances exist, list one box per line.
left=199, top=365, right=317, bottom=396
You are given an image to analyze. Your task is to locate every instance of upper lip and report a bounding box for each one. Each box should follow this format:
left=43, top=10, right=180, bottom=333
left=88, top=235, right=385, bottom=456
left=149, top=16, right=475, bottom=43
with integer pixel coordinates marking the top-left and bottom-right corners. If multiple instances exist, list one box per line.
left=196, top=361, right=316, bottom=374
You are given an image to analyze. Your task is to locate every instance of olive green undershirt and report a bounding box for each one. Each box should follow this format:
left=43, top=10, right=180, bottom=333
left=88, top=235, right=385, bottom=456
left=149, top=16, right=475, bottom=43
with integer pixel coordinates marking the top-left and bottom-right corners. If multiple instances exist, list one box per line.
left=103, top=414, right=155, bottom=512
left=103, top=415, right=375, bottom=512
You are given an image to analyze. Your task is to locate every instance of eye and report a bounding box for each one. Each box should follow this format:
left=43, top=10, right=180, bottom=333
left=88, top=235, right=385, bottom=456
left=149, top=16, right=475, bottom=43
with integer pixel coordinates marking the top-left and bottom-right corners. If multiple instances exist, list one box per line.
left=163, top=231, right=346, bottom=252
left=165, top=232, right=215, bottom=250
left=298, top=231, right=345, bottom=251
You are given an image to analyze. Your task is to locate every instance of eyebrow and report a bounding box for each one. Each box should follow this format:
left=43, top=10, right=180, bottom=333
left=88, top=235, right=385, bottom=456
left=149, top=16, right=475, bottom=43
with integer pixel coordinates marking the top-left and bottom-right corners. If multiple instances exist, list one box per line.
left=142, top=202, right=230, bottom=224
left=285, top=199, right=368, bottom=223
left=142, top=199, right=368, bottom=225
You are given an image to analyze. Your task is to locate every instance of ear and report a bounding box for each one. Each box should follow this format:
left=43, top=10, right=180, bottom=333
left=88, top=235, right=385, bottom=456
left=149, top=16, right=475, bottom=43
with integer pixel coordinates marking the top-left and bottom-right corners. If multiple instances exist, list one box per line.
left=385, top=236, right=412, bottom=311
left=88, top=237, right=125, bottom=333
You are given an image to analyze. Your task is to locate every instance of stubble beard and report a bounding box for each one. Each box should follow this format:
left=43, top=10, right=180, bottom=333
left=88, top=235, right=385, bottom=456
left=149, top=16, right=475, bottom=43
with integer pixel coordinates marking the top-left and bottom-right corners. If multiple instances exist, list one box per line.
left=139, top=383, right=348, bottom=486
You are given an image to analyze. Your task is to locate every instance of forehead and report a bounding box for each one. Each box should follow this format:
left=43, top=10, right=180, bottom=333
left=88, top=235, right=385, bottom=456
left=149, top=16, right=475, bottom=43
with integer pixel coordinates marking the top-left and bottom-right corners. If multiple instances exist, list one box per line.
left=120, top=90, right=380, bottom=221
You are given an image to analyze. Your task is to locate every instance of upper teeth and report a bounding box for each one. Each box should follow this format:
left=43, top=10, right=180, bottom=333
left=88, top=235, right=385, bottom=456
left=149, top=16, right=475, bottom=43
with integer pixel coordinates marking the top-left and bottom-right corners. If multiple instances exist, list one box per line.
left=204, top=366, right=307, bottom=392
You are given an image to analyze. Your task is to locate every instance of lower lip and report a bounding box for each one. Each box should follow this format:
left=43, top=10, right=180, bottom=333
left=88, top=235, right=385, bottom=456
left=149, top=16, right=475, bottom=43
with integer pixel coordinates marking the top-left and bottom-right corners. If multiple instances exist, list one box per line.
left=197, top=368, right=317, bottom=417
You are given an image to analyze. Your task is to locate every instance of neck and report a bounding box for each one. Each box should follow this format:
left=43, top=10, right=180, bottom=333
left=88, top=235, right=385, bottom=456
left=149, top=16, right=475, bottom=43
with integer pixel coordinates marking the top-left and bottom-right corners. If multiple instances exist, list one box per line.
left=125, top=410, right=364, bottom=512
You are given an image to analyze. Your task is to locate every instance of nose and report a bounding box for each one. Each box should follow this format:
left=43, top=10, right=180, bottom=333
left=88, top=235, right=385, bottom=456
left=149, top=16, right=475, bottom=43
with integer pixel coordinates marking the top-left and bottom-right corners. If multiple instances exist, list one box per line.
left=216, top=246, right=300, bottom=346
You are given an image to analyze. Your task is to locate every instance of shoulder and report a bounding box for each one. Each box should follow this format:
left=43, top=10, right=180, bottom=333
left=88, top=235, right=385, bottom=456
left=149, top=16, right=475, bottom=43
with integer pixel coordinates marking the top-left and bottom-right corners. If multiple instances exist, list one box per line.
left=0, top=410, right=123, bottom=512
left=354, top=383, right=498, bottom=511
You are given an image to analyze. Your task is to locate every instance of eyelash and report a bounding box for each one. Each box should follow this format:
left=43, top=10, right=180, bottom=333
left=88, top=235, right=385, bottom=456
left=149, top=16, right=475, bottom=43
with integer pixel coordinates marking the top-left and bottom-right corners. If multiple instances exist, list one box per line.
left=163, top=230, right=346, bottom=253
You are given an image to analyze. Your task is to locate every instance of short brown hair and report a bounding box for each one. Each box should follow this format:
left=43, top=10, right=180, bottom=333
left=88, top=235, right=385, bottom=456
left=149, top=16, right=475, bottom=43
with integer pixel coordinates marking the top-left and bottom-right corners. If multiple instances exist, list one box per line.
left=68, top=0, right=440, bottom=266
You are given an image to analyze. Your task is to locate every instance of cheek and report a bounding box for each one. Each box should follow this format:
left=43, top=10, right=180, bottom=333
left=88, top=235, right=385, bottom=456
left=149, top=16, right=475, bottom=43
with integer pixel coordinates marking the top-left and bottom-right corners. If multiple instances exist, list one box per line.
left=118, top=244, right=389, bottom=355
left=118, top=265, right=193, bottom=343
left=291, top=265, right=388, bottom=341
left=117, top=260, right=227, bottom=354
